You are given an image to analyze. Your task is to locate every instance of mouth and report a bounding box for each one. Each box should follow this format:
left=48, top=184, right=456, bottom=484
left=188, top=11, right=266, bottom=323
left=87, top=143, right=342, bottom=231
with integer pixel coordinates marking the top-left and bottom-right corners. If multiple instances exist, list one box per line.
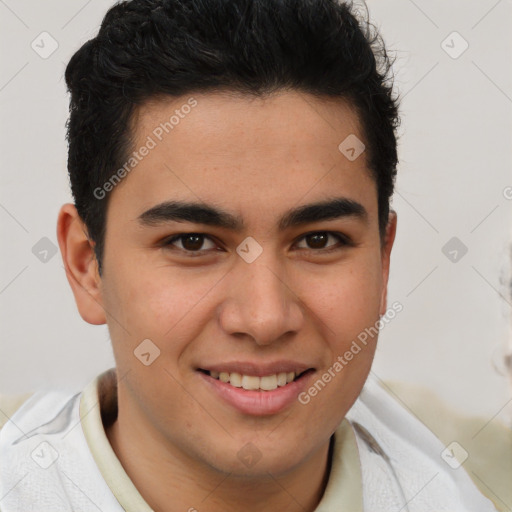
left=197, top=368, right=313, bottom=392
left=196, top=361, right=316, bottom=415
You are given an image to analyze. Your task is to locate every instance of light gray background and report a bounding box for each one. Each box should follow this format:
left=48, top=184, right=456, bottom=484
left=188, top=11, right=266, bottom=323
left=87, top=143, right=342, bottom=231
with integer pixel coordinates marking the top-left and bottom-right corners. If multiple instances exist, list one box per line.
left=1, top=0, right=511, bottom=425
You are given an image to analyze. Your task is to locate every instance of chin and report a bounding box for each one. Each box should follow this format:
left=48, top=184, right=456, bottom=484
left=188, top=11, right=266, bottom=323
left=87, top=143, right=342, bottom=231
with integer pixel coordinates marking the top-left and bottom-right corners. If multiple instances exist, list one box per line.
left=200, top=433, right=318, bottom=478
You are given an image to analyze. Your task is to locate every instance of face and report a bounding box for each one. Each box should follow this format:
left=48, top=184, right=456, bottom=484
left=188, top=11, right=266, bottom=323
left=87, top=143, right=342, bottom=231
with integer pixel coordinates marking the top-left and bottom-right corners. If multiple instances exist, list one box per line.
left=66, top=90, right=396, bottom=477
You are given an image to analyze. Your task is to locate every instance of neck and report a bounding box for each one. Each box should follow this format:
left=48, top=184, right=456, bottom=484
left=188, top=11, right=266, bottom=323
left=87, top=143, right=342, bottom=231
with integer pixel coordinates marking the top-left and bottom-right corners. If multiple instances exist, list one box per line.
left=104, top=391, right=334, bottom=512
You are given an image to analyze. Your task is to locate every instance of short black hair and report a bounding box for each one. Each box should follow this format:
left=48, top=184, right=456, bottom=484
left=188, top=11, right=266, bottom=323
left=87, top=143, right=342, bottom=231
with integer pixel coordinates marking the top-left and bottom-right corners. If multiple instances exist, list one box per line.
left=65, top=0, right=400, bottom=275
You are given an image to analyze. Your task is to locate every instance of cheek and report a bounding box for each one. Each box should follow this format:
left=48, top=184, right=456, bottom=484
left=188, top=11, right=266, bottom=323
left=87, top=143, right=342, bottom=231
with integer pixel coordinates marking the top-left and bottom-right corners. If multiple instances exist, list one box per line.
left=104, top=264, right=222, bottom=349
left=296, top=265, right=382, bottom=424
left=300, top=258, right=384, bottom=338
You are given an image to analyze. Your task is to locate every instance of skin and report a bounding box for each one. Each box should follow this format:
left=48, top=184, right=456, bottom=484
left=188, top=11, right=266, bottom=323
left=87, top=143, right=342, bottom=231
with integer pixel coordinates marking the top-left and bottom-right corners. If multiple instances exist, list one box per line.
left=57, top=90, right=397, bottom=512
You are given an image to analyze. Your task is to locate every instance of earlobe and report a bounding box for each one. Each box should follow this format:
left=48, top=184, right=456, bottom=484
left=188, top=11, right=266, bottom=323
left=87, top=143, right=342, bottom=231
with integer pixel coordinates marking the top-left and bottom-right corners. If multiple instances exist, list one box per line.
left=56, top=203, right=107, bottom=325
left=379, top=210, right=397, bottom=317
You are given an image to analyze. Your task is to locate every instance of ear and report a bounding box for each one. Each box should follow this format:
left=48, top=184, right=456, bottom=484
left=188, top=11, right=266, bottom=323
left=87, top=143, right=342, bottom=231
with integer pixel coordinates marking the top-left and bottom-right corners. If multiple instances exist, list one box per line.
left=56, top=203, right=107, bottom=325
left=379, top=210, right=397, bottom=317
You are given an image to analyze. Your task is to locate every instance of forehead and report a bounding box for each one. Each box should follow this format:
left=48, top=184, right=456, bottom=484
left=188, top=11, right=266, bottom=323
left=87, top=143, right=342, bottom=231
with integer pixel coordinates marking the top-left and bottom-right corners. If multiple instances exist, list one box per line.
left=109, top=90, right=377, bottom=229
left=134, top=89, right=364, bottom=154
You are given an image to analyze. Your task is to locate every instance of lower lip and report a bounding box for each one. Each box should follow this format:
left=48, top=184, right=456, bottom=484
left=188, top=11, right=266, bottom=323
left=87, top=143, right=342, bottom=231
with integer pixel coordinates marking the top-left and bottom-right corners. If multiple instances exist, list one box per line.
left=198, top=371, right=315, bottom=416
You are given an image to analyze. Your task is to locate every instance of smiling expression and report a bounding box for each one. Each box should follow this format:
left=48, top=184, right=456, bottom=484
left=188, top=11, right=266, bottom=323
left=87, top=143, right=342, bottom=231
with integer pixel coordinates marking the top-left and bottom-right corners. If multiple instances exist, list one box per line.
left=89, top=89, right=395, bottom=476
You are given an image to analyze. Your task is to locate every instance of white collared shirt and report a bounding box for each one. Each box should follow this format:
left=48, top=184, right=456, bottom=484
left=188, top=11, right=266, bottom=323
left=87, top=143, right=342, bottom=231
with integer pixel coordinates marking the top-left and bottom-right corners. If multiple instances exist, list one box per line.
left=0, top=369, right=498, bottom=511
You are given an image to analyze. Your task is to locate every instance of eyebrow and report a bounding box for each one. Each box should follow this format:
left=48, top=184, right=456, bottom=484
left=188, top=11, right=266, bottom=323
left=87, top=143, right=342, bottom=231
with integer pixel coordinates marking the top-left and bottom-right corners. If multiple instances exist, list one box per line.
left=137, top=197, right=368, bottom=231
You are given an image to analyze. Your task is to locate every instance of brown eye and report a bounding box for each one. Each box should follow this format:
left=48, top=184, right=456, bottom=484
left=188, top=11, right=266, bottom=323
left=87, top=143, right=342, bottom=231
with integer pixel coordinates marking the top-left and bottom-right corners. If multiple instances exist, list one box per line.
left=180, top=234, right=205, bottom=251
left=305, top=233, right=329, bottom=249
left=162, top=233, right=218, bottom=254
left=295, top=232, right=348, bottom=252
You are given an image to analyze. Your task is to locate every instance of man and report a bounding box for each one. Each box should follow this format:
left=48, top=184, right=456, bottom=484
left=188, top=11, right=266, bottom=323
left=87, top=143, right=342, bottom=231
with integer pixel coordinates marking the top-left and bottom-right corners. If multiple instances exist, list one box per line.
left=0, top=0, right=499, bottom=510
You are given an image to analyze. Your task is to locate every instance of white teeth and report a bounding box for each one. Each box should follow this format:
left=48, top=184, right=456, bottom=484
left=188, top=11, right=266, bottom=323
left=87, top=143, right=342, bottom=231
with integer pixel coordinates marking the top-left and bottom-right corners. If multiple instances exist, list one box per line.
left=208, top=370, right=300, bottom=391
left=277, top=372, right=287, bottom=387
left=242, top=375, right=260, bottom=390
left=260, top=374, right=278, bottom=391
left=229, top=372, right=242, bottom=388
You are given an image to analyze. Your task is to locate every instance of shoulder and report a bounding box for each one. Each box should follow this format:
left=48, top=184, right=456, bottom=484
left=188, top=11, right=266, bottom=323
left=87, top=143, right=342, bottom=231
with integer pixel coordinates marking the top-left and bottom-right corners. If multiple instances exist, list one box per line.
left=0, top=391, right=36, bottom=512
left=0, top=392, right=36, bottom=431
left=377, top=379, right=511, bottom=512
left=344, top=376, right=501, bottom=510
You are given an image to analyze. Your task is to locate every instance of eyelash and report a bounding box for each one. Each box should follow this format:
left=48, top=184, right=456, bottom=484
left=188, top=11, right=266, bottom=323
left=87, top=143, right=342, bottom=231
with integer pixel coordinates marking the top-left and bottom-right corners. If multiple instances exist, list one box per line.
left=159, top=231, right=352, bottom=257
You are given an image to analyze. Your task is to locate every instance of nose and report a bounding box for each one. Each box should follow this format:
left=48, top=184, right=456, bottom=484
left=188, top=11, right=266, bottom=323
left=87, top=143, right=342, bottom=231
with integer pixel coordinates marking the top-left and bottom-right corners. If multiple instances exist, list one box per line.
left=218, top=254, right=304, bottom=346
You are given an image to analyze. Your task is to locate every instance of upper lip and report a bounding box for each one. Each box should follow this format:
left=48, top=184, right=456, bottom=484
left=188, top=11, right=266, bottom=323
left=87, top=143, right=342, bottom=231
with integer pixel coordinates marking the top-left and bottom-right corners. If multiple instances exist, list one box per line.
left=197, top=361, right=314, bottom=377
